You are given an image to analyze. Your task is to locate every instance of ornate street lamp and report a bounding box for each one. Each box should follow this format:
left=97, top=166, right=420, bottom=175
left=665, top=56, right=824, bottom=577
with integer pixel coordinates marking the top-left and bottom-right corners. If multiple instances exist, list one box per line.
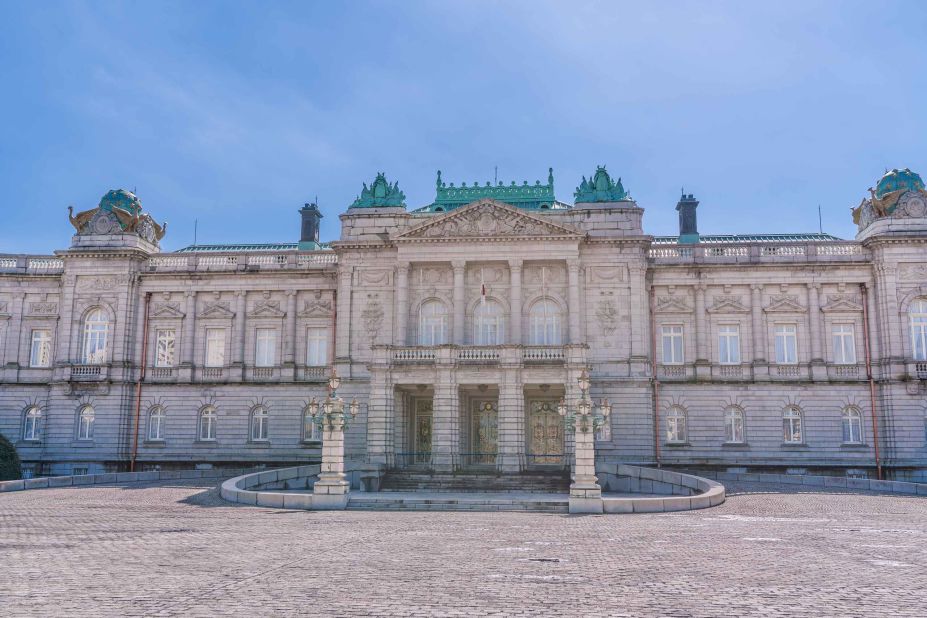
left=306, top=368, right=358, bottom=509
left=308, top=369, right=359, bottom=431
left=558, top=368, right=611, bottom=434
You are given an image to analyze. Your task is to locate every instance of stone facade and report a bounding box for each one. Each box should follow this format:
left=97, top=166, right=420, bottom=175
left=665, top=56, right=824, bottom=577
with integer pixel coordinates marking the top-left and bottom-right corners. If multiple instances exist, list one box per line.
left=2, top=168, right=927, bottom=480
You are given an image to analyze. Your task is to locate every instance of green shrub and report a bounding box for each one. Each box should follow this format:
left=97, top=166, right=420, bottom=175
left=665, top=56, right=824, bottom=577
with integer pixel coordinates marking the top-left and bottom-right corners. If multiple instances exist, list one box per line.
left=0, top=434, right=22, bottom=481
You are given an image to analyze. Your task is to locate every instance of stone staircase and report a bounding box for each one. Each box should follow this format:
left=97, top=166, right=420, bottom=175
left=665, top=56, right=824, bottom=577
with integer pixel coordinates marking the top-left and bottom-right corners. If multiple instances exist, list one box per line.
left=378, top=470, right=571, bottom=494
left=347, top=492, right=569, bottom=513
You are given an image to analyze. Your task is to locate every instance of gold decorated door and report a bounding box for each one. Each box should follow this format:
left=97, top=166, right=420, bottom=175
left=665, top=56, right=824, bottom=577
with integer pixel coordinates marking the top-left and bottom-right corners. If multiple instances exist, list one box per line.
left=471, top=401, right=498, bottom=465
left=528, top=401, right=564, bottom=464
left=413, top=399, right=433, bottom=464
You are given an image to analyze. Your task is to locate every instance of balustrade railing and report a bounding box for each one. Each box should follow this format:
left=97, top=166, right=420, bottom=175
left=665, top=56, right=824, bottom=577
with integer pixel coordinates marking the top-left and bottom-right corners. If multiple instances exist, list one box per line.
left=200, top=367, right=224, bottom=380
left=149, top=367, right=175, bottom=379
left=916, top=362, right=927, bottom=380
left=775, top=365, right=802, bottom=378
left=659, top=364, right=687, bottom=379
left=252, top=367, right=276, bottom=379
left=301, top=365, right=330, bottom=381
left=392, top=347, right=436, bottom=362
left=145, top=251, right=337, bottom=272
left=830, top=364, right=860, bottom=379
left=648, top=242, right=866, bottom=263
left=456, top=348, right=501, bottom=362
left=717, top=364, right=744, bottom=378
left=70, top=365, right=102, bottom=379
left=522, top=346, right=565, bottom=362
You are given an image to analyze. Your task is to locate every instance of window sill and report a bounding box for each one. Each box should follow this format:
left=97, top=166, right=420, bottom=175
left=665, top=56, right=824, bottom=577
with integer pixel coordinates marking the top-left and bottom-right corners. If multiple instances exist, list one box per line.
left=193, top=440, right=219, bottom=446
left=664, top=442, right=690, bottom=448
left=840, top=443, right=869, bottom=449
left=301, top=440, right=322, bottom=446
left=143, top=440, right=166, bottom=447
left=781, top=442, right=808, bottom=448
left=721, top=442, right=750, bottom=448
left=245, top=442, right=272, bottom=447
left=70, top=440, right=95, bottom=447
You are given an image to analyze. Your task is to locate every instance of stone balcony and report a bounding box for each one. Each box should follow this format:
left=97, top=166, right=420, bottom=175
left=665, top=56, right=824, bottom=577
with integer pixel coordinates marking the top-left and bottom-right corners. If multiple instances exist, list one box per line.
left=373, top=344, right=585, bottom=367
left=657, top=362, right=867, bottom=383
left=145, top=251, right=337, bottom=273
left=647, top=242, right=868, bottom=265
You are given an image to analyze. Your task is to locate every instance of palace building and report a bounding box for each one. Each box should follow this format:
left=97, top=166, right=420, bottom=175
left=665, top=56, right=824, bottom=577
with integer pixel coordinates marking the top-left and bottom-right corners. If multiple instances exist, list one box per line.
left=2, top=166, right=927, bottom=481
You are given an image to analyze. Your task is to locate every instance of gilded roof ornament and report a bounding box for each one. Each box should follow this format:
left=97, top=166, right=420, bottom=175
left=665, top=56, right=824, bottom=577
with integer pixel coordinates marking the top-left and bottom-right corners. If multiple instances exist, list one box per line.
left=350, top=173, right=406, bottom=208
left=852, top=168, right=927, bottom=229
left=67, top=189, right=167, bottom=244
left=574, top=166, right=630, bottom=203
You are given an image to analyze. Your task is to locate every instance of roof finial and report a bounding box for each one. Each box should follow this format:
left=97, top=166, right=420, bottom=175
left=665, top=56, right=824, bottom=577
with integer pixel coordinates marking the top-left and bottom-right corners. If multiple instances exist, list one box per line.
left=436, top=170, right=442, bottom=190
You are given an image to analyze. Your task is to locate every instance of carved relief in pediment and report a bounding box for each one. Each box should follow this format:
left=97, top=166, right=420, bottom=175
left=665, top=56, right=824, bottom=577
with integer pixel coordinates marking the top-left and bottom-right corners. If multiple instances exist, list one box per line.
left=151, top=302, right=184, bottom=318
left=200, top=301, right=234, bottom=319
left=820, top=294, right=863, bottom=312
left=357, top=269, right=392, bottom=286
left=707, top=295, right=749, bottom=313
left=763, top=295, right=806, bottom=313
left=28, top=302, right=59, bottom=315
left=467, top=266, right=508, bottom=285
left=251, top=300, right=285, bottom=318
left=397, top=200, right=582, bottom=240
left=587, top=265, right=627, bottom=284
left=412, top=266, right=451, bottom=286
left=298, top=300, right=333, bottom=317
left=524, top=264, right=566, bottom=285
left=655, top=295, right=692, bottom=313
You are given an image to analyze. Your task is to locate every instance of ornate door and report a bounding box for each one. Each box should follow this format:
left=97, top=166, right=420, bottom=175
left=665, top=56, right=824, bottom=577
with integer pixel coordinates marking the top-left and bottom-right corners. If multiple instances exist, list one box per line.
left=471, top=401, right=498, bottom=464
left=413, top=400, right=433, bottom=464
left=528, top=401, right=564, bottom=464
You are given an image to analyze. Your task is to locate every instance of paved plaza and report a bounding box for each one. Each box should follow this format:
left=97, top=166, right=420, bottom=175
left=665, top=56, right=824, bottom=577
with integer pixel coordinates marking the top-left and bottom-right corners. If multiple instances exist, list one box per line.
left=2, top=479, right=926, bottom=617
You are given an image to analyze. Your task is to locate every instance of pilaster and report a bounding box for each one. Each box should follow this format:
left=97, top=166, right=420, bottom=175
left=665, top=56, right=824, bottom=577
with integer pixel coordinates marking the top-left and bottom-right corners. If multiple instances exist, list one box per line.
left=283, top=290, right=297, bottom=380
left=395, top=261, right=410, bottom=345
left=567, top=260, right=581, bottom=343
left=432, top=361, right=459, bottom=472
left=807, top=283, right=826, bottom=381
left=498, top=365, right=524, bottom=472
left=452, top=261, right=466, bottom=344
left=232, top=291, right=246, bottom=380
left=750, top=284, right=768, bottom=381
left=509, top=259, right=522, bottom=345
left=179, top=290, right=196, bottom=381
left=694, top=283, right=710, bottom=381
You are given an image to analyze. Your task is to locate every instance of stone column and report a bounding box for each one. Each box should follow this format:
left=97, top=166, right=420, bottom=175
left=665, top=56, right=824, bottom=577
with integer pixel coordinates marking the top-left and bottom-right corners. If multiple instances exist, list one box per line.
left=284, top=291, right=297, bottom=379
left=807, top=283, right=826, bottom=381
left=628, top=264, right=650, bottom=375
left=498, top=366, right=524, bottom=472
left=365, top=366, right=393, bottom=466
left=875, top=264, right=904, bottom=379
left=452, top=261, right=466, bottom=344
left=232, top=291, right=246, bottom=380
left=863, top=282, right=881, bottom=376
left=335, top=268, right=352, bottom=361
left=750, top=284, right=768, bottom=381
left=395, top=261, right=410, bottom=345
left=431, top=358, right=459, bottom=471
left=313, top=406, right=350, bottom=510
left=180, top=291, right=196, bottom=380
left=567, top=261, right=582, bottom=343
left=694, top=284, right=710, bottom=380
left=509, top=259, right=522, bottom=345
left=7, top=293, right=25, bottom=368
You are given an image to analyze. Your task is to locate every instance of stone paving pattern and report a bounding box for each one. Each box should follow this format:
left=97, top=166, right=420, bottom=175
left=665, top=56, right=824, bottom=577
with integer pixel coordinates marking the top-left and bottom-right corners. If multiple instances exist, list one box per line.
left=2, top=479, right=926, bottom=616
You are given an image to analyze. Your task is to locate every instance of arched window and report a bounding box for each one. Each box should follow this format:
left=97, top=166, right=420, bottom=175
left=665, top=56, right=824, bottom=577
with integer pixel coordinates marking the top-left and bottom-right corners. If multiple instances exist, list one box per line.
left=23, top=407, right=42, bottom=441
left=199, top=407, right=217, bottom=441
left=303, top=406, right=320, bottom=442
left=724, top=407, right=745, bottom=444
left=250, top=407, right=269, bottom=441
left=474, top=300, right=504, bottom=345
left=666, top=406, right=687, bottom=443
left=148, top=407, right=165, bottom=441
left=841, top=407, right=863, bottom=444
left=77, top=405, right=95, bottom=440
left=529, top=299, right=561, bottom=345
left=419, top=300, right=448, bottom=345
left=783, top=407, right=803, bottom=443
left=910, top=299, right=927, bottom=361
left=82, top=309, right=109, bottom=365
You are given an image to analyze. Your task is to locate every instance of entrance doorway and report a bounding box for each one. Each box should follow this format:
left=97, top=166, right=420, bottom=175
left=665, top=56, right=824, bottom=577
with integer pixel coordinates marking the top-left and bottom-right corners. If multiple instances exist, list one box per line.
left=527, top=400, right=565, bottom=467
left=412, top=399, right=433, bottom=464
left=466, top=399, right=498, bottom=467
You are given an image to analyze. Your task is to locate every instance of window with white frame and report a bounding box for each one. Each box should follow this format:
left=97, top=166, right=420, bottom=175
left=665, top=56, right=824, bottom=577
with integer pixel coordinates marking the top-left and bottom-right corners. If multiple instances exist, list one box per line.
left=910, top=299, right=927, bottom=361
left=529, top=299, right=561, bottom=345
left=205, top=328, right=226, bottom=367
left=155, top=329, right=176, bottom=367
left=665, top=406, right=687, bottom=443
left=474, top=300, right=504, bottom=345
left=250, top=407, right=269, bottom=441
left=82, top=309, right=109, bottom=365
left=774, top=324, right=798, bottom=364
left=23, top=406, right=42, bottom=441
left=724, top=407, right=745, bottom=444
left=303, top=406, right=320, bottom=441
left=661, top=325, right=684, bottom=364
left=77, top=405, right=95, bottom=440
left=419, top=300, right=448, bottom=345
left=306, top=327, right=329, bottom=366
left=783, top=407, right=803, bottom=443
left=841, top=407, right=863, bottom=444
left=718, top=325, right=741, bottom=365
left=832, top=324, right=857, bottom=365
left=30, top=329, right=52, bottom=368
left=255, top=328, right=277, bottom=367
left=199, top=407, right=217, bottom=441
left=148, top=407, right=165, bottom=441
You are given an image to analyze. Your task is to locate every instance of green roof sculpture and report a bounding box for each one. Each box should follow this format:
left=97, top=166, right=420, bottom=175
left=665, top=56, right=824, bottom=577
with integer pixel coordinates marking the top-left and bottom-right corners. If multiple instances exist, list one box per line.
left=574, top=166, right=631, bottom=203
left=350, top=172, right=406, bottom=208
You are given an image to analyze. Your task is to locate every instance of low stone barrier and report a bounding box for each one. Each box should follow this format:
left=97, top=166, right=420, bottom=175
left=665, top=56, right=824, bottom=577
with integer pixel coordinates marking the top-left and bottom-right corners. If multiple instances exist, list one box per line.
left=595, top=463, right=726, bottom=513
left=220, top=462, right=382, bottom=510
left=0, top=467, right=261, bottom=493
left=688, top=469, right=927, bottom=496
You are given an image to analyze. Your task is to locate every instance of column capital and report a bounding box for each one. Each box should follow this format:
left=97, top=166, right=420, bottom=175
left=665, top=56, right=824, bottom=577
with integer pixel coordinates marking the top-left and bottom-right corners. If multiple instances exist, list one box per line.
left=508, top=258, right=523, bottom=271
left=396, top=260, right=411, bottom=270
left=567, top=259, right=581, bottom=272
left=285, top=290, right=297, bottom=297
left=451, top=260, right=466, bottom=272
left=234, top=290, right=246, bottom=298
left=185, top=290, right=197, bottom=298
left=806, top=282, right=822, bottom=290
left=750, top=283, right=764, bottom=292
left=694, top=283, right=707, bottom=293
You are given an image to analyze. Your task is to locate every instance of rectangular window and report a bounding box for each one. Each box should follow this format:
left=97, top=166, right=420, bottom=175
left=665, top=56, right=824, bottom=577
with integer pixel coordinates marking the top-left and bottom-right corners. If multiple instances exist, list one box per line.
left=306, top=327, right=329, bottom=366
left=30, top=329, right=52, bottom=367
left=205, top=328, right=226, bottom=367
left=774, top=324, right=798, bottom=364
left=661, top=325, right=684, bottom=364
left=255, top=328, right=276, bottom=367
left=155, top=329, right=176, bottom=367
left=832, top=324, right=857, bottom=365
left=72, top=467, right=89, bottom=476
left=718, top=325, right=741, bottom=365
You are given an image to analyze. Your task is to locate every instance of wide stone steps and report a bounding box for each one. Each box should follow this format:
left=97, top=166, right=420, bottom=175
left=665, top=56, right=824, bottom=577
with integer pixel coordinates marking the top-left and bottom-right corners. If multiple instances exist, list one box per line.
left=347, top=493, right=569, bottom=513
left=379, top=471, right=571, bottom=494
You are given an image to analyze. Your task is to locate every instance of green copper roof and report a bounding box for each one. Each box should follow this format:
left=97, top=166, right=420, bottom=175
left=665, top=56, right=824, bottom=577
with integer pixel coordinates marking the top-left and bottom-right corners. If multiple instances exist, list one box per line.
left=875, top=168, right=925, bottom=199
left=416, top=168, right=569, bottom=213
left=652, top=233, right=842, bottom=245
left=176, top=242, right=332, bottom=253
left=99, top=189, right=142, bottom=215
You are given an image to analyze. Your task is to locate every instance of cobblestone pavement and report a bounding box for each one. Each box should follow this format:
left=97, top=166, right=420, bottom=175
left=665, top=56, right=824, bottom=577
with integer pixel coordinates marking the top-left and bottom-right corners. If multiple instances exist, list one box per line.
left=2, top=479, right=927, bottom=617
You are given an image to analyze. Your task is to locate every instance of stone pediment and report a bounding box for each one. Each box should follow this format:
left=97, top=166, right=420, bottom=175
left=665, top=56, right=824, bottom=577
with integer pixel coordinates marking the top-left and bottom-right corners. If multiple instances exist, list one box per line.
left=707, top=295, right=749, bottom=314
left=655, top=295, right=692, bottom=313
left=820, top=294, right=863, bottom=312
left=298, top=300, right=333, bottom=318
left=200, top=301, right=234, bottom=319
left=763, top=295, right=806, bottom=313
left=151, top=302, right=185, bottom=319
left=251, top=300, right=285, bottom=318
left=395, top=199, right=583, bottom=241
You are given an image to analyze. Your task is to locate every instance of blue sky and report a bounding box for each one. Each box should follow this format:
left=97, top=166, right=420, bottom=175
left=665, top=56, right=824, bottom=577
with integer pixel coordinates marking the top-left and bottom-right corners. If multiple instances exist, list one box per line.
left=1, top=1, right=925, bottom=252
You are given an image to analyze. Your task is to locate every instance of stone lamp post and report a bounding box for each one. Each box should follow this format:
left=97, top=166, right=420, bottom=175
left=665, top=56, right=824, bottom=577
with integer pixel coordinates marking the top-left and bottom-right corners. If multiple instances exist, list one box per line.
left=559, top=368, right=611, bottom=514
left=307, top=369, right=359, bottom=509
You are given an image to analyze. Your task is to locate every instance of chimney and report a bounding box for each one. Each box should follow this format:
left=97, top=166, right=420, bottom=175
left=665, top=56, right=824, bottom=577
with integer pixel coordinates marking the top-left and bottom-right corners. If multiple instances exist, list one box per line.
left=676, top=192, right=699, bottom=244
left=299, top=202, right=323, bottom=250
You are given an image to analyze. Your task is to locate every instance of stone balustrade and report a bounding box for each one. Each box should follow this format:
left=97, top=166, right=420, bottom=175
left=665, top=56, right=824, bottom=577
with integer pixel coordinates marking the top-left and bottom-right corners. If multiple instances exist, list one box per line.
left=0, top=255, right=65, bottom=274
left=648, top=242, right=866, bottom=263
left=144, top=251, right=337, bottom=272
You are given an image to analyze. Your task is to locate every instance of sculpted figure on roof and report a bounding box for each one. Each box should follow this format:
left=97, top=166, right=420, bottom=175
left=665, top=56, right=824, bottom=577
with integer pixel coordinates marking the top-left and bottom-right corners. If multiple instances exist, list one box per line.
left=350, top=172, right=406, bottom=208
left=574, top=166, right=631, bottom=203
left=68, top=189, right=167, bottom=244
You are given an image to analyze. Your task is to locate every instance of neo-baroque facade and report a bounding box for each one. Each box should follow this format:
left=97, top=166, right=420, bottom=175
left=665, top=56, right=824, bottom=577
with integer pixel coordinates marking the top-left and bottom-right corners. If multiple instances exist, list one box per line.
left=3, top=167, right=927, bottom=480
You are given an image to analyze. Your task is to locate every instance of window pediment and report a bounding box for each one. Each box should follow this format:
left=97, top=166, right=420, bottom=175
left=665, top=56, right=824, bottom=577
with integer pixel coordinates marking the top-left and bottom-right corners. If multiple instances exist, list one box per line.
left=251, top=300, right=285, bottom=318
left=764, top=295, right=806, bottom=313
left=200, top=301, right=234, bottom=319
left=151, top=302, right=185, bottom=319
left=655, top=295, right=692, bottom=313
left=820, top=294, right=863, bottom=313
left=707, top=295, right=749, bottom=314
